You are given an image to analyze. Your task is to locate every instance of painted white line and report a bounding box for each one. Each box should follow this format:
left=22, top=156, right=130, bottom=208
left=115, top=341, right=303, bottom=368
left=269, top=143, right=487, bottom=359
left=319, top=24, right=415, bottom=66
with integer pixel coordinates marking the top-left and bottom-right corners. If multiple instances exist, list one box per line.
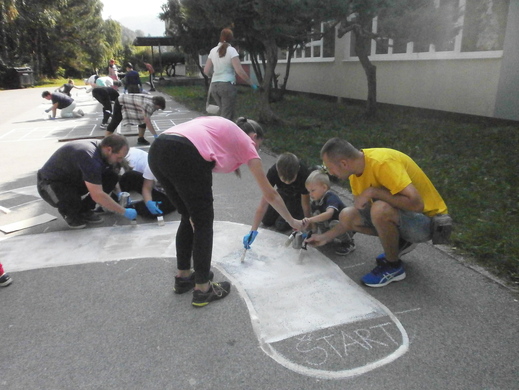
left=0, top=129, right=18, bottom=140
left=342, top=262, right=367, bottom=269
left=394, top=308, right=421, bottom=315
left=0, top=185, right=40, bottom=197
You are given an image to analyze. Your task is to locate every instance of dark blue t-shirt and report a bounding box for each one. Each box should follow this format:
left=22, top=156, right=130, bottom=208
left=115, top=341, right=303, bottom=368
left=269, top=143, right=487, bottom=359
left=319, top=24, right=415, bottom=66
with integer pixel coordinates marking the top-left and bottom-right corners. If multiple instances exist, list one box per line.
left=124, top=70, right=141, bottom=86
left=51, top=92, right=74, bottom=109
left=39, top=141, right=111, bottom=189
left=310, top=191, right=345, bottom=220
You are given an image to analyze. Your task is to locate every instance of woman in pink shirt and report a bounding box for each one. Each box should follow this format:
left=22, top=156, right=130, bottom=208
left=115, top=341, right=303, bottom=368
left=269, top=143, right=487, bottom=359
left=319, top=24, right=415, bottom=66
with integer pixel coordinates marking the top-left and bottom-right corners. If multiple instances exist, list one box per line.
left=149, top=116, right=302, bottom=308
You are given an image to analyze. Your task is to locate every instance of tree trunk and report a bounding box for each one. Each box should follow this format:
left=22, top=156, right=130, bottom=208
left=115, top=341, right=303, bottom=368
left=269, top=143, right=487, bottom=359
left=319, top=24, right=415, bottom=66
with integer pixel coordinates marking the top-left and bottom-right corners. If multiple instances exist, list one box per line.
left=354, top=28, right=377, bottom=117
left=353, top=29, right=377, bottom=118
left=257, top=36, right=282, bottom=124
left=338, top=21, right=378, bottom=118
left=279, top=44, right=295, bottom=98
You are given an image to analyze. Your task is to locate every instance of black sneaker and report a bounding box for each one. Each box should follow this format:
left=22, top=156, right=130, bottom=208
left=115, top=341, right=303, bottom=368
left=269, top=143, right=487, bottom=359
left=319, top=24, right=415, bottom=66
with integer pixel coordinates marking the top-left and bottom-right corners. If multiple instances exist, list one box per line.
left=335, top=241, right=356, bottom=256
left=79, top=211, right=104, bottom=224
left=137, top=137, right=150, bottom=146
left=376, top=238, right=417, bottom=261
left=64, top=215, right=86, bottom=229
left=398, top=238, right=417, bottom=257
left=174, top=271, right=214, bottom=294
left=192, top=281, right=231, bottom=308
left=0, top=273, right=12, bottom=287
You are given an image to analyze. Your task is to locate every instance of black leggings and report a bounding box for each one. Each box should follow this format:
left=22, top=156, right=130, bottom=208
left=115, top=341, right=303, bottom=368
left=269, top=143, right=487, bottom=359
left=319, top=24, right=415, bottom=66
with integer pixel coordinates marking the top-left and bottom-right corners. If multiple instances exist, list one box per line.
left=106, top=99, right=123, bottom=134
left=92, top=88, right=115, bottom=125
left=148, top=135, right=215, bottom=284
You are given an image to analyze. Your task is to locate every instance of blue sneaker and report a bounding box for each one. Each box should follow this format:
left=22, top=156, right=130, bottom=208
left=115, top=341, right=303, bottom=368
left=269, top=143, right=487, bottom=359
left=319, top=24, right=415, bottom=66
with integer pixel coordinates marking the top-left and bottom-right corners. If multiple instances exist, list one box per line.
left=361, top=257, right=406, bottom=287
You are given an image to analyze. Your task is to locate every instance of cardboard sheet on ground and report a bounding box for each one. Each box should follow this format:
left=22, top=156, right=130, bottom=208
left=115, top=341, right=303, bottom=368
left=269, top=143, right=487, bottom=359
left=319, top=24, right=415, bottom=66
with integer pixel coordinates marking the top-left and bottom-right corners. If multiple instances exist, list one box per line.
left=0, top=221, right=408, bottom=379
left=0, top=213, right=56, bottom=233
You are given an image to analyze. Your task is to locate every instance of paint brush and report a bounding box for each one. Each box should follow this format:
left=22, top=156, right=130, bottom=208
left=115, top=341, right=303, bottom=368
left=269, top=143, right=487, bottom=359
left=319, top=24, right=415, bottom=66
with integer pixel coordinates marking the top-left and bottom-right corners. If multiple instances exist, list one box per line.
left=284, top=230, right=297, bottom=246
left=240, top=248, right=247, bottom=263
left=298, top=231, right=312, bottom=264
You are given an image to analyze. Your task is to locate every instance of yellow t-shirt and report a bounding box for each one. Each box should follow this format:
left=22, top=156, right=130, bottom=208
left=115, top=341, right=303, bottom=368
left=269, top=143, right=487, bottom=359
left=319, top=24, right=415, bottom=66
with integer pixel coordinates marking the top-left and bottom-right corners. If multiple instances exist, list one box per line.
left=349, top=148, right=448, bottom=217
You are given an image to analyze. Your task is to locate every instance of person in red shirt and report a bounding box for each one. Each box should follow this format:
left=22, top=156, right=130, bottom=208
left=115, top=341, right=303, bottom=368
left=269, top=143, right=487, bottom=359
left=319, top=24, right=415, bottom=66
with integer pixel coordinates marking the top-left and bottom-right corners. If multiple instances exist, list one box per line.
left=144, top=62, right=155, bottom=91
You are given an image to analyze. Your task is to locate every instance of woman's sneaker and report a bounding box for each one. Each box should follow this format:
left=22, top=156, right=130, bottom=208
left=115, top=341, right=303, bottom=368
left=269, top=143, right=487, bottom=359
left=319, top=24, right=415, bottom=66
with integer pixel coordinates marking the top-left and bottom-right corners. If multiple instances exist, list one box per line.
left=361, top=257, right=406, bottom=287
left=192, top=281, right=231, bottom=308
left=137, top=137, right=150, bottom=146
left=0, top=273, right=12, bottom=287
left=174, top=271, right=214, bottom=294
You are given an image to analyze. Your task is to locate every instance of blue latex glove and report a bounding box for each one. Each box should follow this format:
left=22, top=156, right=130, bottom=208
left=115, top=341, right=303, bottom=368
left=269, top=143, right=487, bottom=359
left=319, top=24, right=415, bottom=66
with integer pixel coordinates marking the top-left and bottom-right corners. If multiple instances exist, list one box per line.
left=146, top=200, right=163, bottom=215
left=243, top=231, right=258, bottom=249
left=123, top=208, right=137, bottom=220
left=251, top=84, right=258, bottom=91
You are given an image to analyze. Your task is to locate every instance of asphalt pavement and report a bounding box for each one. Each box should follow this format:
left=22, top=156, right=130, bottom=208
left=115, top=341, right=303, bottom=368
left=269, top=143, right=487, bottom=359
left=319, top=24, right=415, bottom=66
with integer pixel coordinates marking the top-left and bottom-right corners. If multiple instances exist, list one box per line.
left=0, top=86, right=517, bottom=390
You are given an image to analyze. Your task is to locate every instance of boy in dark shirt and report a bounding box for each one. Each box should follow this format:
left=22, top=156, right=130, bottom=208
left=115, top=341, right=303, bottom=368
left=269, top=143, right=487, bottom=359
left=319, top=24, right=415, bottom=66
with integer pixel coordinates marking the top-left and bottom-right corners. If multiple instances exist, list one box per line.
left=303, top=170, right=356, bottom=256
left=42, top=90, right=84, bottom=119
left=248, top=152, right=311, bottom=233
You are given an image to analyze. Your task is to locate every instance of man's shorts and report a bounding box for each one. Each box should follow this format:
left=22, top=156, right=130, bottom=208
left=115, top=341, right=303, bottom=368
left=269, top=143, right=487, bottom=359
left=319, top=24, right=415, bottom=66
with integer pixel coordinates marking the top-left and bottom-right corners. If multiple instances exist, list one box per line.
left=358, top=207, right=432, bottom=243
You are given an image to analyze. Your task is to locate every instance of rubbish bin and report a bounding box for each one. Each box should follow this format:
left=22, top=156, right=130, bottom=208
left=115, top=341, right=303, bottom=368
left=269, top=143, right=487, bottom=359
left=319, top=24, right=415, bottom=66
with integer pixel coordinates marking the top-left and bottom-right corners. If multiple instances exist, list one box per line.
left=5, top=67, right=34, bottom=89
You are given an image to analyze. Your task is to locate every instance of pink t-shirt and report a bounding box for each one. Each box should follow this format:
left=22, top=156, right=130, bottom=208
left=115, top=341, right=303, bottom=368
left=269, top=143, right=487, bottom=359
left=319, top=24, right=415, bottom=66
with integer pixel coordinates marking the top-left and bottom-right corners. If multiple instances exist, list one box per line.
left=163, top=116, right=260, bottom=173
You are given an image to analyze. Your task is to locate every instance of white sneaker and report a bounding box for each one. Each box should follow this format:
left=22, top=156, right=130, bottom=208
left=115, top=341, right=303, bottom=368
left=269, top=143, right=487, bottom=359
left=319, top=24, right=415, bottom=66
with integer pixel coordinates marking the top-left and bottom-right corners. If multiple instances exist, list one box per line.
left=77, top=109, right=84, bottom=116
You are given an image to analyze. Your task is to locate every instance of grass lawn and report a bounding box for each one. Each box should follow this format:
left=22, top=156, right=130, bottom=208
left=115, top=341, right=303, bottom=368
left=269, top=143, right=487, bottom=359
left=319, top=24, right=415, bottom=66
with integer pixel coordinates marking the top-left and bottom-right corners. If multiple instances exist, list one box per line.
left=160, top=84, right=519, bottom=288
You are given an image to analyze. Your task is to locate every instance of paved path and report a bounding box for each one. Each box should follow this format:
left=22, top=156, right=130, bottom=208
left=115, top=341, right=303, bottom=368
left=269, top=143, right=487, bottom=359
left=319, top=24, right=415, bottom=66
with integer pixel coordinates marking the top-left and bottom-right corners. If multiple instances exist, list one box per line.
left=0, top=87, right=517, bottom=390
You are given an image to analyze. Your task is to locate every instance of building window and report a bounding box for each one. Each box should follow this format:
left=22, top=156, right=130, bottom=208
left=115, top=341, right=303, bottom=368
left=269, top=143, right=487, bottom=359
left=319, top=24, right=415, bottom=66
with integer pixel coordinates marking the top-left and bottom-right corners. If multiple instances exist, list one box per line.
left=345, top=0, right=509, bottom=61
left=277, top=21, right=335, bottom=62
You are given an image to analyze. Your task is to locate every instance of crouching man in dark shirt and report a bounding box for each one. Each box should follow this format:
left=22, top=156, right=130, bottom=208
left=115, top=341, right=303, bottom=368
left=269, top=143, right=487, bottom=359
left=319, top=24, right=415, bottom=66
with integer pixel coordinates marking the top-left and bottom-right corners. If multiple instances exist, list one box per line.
left=37, top=134, right=137, bottom=228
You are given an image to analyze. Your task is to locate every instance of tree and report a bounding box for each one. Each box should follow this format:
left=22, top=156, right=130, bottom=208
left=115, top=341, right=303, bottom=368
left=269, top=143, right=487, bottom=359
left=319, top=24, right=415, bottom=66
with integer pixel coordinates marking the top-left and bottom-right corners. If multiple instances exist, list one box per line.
left=169, top=0, right=332, bottom=123
left=51, top=0, right=107, bottom=76
left=160, top=0, right=219, bottom=81
left=0, top=0, right=124, bottom=81
left=159, top=0, right=461, bottom=120
left=336, top=0, right=462, bottom=117
left=102, top=19, right=124, bottom=63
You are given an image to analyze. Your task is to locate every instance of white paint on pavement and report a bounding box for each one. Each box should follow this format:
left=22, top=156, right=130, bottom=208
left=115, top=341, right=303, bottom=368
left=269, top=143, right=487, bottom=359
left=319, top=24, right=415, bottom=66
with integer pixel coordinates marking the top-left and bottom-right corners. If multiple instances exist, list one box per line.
left=0, top=220, right=409, bottom=379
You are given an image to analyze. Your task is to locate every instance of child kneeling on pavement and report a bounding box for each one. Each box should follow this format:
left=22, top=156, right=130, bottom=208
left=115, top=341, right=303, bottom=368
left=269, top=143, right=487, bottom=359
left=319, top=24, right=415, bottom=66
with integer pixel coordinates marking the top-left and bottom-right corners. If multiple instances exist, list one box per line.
left=302, top=170, right=355, bottom=256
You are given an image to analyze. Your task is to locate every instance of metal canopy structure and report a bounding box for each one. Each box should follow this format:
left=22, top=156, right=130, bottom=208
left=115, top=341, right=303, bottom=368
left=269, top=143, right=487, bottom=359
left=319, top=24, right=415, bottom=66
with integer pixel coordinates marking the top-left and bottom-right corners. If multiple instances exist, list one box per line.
left=133, top=37, right=177, bottom=47
left=133, top=37, right=177, bottom=76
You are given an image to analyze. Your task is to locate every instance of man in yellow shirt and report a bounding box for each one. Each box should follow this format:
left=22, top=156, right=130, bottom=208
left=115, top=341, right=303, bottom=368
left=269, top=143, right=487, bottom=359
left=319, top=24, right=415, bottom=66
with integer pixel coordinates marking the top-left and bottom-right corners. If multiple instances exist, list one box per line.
left=306, top=138, right=449, bottom=287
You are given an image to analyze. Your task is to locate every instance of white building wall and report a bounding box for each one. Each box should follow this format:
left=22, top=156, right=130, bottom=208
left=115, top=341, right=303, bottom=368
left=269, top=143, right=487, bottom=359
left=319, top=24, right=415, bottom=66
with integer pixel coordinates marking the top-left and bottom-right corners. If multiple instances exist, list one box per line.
left=276, top=54, right=502, bottom=118
left=267, top=0, right=518, bottom=120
